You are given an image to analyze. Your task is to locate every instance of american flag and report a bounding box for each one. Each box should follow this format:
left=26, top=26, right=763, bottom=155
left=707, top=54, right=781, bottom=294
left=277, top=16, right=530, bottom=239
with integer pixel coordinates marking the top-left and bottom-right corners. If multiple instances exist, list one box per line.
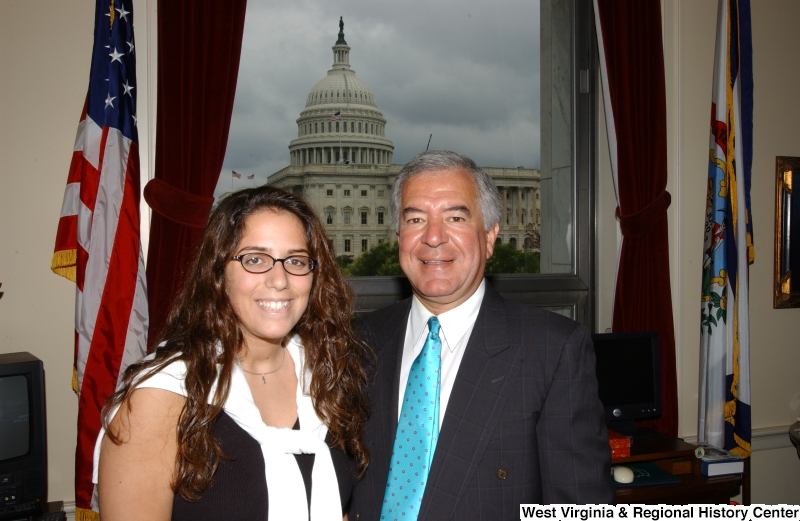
left=331, top=110, right=341, bottom=121
left=51, top=0, right=147, bottom=517
left=247, top=174, right=255, bottom=180
left=232, top=170, right=242, bottom=178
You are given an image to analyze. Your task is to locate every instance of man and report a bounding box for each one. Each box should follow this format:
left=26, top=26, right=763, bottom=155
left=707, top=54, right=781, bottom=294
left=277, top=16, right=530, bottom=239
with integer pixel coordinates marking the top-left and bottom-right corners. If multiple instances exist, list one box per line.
left=349, top=150, right=614, bottom=520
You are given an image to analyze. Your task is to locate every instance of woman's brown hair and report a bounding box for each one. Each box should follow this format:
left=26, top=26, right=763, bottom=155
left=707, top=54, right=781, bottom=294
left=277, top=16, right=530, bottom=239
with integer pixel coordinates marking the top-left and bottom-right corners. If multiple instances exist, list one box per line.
left=103, top=185, right=370, bottom=500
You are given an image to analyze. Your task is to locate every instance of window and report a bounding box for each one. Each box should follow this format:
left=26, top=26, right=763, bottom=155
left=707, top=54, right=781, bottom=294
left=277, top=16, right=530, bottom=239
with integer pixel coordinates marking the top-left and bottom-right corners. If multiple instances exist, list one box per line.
left=344, top=212, right=351, bottom=225
left=326, top=189, right=333, bottom=196
left=361, top=212, right=367, bottom=225
left=362, top=239, right=368, bottom=252
left=221, top=0, right=597, bottom=325
left=326, top=213, right=333, bottom=224
left=344, top=189, right=351, bottom=196
left=344, top=239, right=351, bottom=252
left=361, top=190, right=367, bottom=197
left=336, top=122, right=339, bottom=132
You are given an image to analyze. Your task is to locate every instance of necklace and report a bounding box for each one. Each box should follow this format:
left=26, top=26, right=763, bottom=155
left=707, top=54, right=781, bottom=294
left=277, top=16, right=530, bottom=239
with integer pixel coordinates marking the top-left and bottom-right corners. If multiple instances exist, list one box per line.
left=239, top=349, right=286, bottom=384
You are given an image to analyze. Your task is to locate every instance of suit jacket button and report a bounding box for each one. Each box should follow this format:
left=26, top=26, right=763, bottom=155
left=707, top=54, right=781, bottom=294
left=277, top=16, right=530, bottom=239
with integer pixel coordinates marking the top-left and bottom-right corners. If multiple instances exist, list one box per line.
left=497, top=469, right=508, bottom=480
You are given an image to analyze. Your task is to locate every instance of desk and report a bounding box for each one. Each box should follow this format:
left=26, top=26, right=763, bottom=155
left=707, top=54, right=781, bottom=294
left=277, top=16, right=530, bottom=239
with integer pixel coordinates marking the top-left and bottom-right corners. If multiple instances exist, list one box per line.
left=613, top=430, right=742, bottom=504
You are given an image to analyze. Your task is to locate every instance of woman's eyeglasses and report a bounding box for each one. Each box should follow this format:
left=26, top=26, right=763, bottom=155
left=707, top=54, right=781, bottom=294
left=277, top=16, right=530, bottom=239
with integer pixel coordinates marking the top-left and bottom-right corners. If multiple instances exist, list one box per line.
left=231, top=253, right=316, bottom=276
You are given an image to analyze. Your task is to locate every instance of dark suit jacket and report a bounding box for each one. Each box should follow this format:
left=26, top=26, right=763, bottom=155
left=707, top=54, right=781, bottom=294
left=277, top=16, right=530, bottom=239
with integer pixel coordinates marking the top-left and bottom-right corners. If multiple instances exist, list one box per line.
left=349, top=283, right=614, bottom=520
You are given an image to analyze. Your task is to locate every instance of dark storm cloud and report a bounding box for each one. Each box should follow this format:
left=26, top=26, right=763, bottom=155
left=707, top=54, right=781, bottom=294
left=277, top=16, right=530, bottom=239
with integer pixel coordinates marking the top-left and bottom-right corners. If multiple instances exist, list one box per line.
left=218, top=0, right=541, bottom=196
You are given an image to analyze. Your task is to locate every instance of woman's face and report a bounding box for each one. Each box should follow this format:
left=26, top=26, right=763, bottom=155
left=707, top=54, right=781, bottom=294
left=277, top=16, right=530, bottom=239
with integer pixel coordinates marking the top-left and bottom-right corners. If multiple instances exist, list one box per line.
left=225, top=209, right=314, bottom=351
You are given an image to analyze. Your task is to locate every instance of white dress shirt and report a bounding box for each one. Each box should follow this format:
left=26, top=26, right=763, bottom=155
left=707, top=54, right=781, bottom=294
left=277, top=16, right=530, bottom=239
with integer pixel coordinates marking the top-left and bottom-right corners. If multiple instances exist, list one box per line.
left=397, top=280, right=486, bottom=429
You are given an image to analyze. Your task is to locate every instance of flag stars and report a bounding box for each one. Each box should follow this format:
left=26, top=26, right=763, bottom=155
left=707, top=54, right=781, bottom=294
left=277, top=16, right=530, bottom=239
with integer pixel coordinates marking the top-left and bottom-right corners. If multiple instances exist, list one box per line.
left=105, top=94, right=116, bottom=109
left=123, top=80, right=134, bottom=96
left=127, top=40, right=135, bottom=53
left=109, top=47, right=124, bottom=63
left=116, top=5, right=131, bottom=21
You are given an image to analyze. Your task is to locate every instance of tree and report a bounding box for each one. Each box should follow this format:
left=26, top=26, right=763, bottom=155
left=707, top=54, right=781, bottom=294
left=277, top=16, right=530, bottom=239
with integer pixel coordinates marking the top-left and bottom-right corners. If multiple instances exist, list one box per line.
left=486, top=243, right=540, bottom=274
left=342, top=240, right=404, bottom=276
left=335, top=254, right=354, bottom=271
left=523, top=223, right=541, bottom=251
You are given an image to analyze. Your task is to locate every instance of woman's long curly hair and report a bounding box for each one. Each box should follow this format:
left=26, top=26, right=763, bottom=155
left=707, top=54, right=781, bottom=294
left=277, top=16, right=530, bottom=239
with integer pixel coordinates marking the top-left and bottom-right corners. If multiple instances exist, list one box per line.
left=103, top=185, right=371, bottom=500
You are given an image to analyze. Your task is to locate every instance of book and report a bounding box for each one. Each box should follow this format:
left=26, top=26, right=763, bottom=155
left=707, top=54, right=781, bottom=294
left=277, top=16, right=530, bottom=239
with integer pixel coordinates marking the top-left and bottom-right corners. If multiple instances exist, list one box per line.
left=699, top=447, right=744, bottom=476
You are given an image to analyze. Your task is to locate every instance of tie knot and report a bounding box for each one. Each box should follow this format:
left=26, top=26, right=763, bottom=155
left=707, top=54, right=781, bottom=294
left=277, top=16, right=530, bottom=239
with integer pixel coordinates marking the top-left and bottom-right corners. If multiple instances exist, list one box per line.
left=427, top=316, right=440, bottom=339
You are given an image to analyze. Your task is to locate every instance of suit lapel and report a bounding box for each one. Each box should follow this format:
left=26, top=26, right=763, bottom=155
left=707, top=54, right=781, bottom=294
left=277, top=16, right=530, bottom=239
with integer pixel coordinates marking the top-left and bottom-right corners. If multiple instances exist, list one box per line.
left=363, top=300, right=410, bottom=510
left=419, top=285, right=526, bottom=520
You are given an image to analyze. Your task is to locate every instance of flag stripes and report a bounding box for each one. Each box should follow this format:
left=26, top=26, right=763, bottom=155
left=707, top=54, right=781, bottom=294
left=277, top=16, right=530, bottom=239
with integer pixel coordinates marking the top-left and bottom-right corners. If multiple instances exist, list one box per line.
left=50, top=1, right=147, bottom=518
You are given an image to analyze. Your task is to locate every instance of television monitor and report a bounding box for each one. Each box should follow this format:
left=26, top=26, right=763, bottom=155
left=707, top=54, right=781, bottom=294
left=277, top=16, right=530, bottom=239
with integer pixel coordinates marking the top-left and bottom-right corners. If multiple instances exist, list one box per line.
left=591, top=332, right=660, bottom=435
left=0, top=352, right=47, bottom=513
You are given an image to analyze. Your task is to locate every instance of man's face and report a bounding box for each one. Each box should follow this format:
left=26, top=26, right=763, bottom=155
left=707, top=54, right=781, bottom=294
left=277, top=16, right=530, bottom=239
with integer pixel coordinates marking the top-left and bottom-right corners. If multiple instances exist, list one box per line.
left=397, top=168, right=499, bottom=314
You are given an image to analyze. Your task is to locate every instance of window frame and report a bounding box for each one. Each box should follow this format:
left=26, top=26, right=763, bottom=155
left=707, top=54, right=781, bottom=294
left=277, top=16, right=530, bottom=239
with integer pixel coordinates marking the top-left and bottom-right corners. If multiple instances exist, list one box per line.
left=346, top=0, right=597, bottom=329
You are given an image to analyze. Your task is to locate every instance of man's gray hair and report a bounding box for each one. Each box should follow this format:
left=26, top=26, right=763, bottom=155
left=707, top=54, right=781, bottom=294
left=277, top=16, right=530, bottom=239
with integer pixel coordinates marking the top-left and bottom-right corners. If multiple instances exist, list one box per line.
left=390, top=150, right=502, bottom=233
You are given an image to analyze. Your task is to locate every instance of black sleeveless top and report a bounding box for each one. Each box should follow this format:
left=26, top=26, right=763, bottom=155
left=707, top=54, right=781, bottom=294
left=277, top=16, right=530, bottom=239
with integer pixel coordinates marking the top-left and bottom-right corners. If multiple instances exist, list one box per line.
left=171, top=412, right=354, bottom=520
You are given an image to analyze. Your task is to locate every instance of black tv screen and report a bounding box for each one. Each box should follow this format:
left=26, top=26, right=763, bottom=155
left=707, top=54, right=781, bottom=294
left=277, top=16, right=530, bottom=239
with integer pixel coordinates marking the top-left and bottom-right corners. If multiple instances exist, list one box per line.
left=591, top=332, right=661, bottom=428
left=0, top=375, right=31, bottom=460
left=0, top=352, right=47, bottom=506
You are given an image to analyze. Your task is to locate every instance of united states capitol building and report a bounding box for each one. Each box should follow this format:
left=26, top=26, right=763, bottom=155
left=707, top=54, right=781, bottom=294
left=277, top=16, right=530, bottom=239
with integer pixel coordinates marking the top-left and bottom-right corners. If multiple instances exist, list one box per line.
left=267, top=19, right=541, bottom=258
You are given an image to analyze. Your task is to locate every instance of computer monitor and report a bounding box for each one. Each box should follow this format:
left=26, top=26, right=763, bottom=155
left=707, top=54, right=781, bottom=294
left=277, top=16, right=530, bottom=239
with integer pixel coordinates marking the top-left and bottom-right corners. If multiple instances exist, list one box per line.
left=0, top=352, right=48, bottom=511
left=591, top=332, right=660, bottom=435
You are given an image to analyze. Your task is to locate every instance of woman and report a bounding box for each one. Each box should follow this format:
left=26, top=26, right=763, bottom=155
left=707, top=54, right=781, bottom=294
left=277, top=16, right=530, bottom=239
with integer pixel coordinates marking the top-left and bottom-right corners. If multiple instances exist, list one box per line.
left=94, top=186, right=370, bottom=521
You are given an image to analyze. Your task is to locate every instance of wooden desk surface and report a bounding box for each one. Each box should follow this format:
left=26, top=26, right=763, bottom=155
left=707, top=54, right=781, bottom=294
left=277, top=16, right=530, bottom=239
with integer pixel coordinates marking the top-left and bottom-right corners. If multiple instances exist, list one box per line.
left=612, top=429, right=697, bottom=464
left=611, top=429, right=742, bottom=504
left=615, top=473, right=742, bottom=504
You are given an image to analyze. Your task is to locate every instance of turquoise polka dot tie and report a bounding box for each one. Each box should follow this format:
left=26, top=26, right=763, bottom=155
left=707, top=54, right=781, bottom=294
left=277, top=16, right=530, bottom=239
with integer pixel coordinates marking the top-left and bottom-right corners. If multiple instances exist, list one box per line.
left=380, top=316, right=442, bottom=520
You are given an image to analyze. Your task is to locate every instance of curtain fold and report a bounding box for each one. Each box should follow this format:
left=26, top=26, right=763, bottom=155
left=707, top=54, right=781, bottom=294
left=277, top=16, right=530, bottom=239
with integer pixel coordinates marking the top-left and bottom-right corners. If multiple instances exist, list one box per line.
left=145, top=1, right=248, bottom=348
left=594, top=0, right=678, bottom=436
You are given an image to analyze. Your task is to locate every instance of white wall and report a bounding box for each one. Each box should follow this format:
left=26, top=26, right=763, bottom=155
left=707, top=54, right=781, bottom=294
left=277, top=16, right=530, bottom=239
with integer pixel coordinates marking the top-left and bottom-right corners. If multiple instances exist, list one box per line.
left=598, top=0, right=800, bottom=503
left=669, top=0, right=800, bottom=502
left=2, top=0, right=799, bottom=507
left=0, top=0, right=155, bottom=508
left=1, top=1, right=94, bottom=504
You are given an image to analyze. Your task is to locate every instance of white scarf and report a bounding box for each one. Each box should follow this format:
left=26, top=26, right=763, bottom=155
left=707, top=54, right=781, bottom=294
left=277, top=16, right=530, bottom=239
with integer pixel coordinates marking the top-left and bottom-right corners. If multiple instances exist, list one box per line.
left=92, top=335, right=341, bottom=520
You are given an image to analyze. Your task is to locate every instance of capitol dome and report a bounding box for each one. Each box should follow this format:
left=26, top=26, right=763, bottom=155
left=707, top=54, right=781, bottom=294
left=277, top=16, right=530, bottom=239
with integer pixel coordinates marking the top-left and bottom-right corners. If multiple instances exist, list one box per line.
left=289, top=18, right=394, bottom=166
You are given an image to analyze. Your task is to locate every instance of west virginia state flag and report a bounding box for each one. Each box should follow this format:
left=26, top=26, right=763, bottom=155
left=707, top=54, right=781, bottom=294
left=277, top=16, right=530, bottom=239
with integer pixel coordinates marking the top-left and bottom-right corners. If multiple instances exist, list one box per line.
left=51, top=0, right=148, bottom=518
left=699, top=0, right=754, bottom=458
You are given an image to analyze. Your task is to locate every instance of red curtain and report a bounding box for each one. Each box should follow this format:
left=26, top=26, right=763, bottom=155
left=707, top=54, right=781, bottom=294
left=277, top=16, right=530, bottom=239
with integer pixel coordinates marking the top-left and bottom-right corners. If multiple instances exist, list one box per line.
left=144, top=1, right=248, bottom=348
left=595, top=0, right=677, bottom=436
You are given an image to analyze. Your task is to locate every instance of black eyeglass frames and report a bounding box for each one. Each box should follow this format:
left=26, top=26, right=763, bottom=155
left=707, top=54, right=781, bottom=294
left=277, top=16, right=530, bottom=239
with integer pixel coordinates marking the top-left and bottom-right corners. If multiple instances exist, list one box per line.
left=230, top=253, right=316, bottom=276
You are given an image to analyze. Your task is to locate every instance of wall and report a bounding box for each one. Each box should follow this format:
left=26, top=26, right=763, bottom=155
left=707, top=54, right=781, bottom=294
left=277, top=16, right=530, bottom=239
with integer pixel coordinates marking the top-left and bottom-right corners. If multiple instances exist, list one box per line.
left=1, top=0, right=156, bottom=511
left=598, top=0, right=800, bottom=503
left=2, top=0, right=799, bottom=508
left=670, top=0, right=800, bottom=502
left=1, top=1, right=94, bottom=505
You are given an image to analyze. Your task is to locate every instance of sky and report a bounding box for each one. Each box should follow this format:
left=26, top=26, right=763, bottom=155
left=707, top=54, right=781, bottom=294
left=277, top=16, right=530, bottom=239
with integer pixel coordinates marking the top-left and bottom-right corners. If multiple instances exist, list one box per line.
left=216, top=0, right=541, bottom=197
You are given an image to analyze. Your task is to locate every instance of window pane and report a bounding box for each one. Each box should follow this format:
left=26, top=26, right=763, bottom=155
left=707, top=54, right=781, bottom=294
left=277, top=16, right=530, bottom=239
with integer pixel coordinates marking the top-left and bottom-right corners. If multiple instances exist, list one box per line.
left=218, top=0, right=577, bottom=278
